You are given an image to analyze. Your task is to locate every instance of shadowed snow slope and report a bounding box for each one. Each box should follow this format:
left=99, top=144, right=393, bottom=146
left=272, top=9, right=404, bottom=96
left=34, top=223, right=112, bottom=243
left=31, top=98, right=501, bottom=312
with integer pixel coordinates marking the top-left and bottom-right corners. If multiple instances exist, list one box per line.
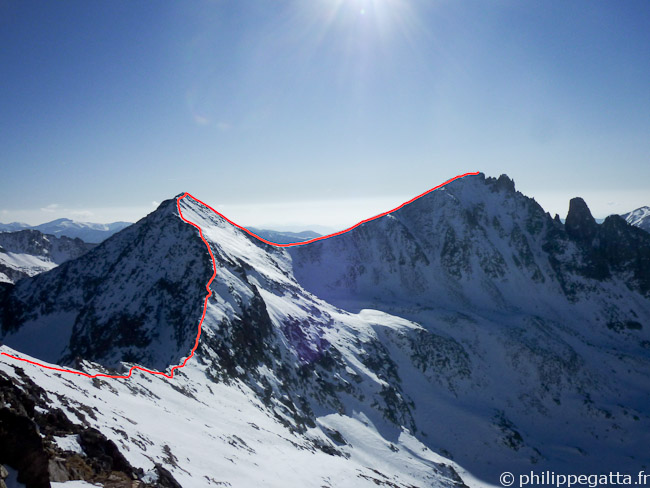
left=1, top=175, right=649, bottom=487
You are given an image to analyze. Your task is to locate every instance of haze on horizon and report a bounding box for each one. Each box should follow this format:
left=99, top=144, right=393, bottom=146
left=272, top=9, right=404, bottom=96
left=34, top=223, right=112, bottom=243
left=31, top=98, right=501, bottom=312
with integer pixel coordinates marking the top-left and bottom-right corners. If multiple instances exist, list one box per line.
left=1, top=1, right=649, bottom=229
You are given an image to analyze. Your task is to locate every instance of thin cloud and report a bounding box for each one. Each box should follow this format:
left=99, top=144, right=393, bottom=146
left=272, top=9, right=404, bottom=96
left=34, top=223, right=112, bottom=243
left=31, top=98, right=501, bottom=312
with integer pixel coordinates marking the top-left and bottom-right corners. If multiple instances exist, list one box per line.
left=40, top=204, right=60, bottom=213
left=217, top=121, right=232, bottom=131
left=69, top=210, right=94, bottom=218
left=193, top=114, right=211, bottom=126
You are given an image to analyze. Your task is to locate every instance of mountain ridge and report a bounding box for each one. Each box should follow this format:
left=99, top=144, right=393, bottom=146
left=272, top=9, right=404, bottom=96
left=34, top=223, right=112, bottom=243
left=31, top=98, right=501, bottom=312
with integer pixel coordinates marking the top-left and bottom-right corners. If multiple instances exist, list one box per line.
left=1, top=173, right=649, bottom=486
left=0, top=174, right=482, bottom=377
left=0, top=229, right=95, bottom=284
left=0, top=194, right=215, bottom=379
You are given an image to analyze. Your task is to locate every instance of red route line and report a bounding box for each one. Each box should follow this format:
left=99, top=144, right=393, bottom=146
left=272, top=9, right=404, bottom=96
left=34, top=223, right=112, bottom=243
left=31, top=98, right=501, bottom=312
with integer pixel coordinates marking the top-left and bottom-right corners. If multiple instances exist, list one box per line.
left=0, top=171, right=480, bottom=379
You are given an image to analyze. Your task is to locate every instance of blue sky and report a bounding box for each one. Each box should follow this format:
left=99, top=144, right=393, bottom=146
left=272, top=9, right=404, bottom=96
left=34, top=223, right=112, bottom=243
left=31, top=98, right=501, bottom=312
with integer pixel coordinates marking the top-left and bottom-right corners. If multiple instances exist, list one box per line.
left=1, top=0, right=649, bottom=229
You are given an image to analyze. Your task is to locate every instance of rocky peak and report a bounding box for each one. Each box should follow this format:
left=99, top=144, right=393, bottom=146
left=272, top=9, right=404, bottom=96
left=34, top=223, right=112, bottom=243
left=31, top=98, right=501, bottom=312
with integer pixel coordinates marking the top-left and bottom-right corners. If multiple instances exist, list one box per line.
left=490, top=174, right=516, bottom=193
left=0, top=196, right=213, bottom=370
left=595, top=214, right=650, bottom=294
left=565, top=197, right=598, bottom=241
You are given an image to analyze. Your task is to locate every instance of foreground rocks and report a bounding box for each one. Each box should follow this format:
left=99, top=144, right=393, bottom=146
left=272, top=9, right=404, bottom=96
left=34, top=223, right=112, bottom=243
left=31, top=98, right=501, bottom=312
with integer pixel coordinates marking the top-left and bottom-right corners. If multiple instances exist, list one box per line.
left=0, top=367, right=181, bottom=488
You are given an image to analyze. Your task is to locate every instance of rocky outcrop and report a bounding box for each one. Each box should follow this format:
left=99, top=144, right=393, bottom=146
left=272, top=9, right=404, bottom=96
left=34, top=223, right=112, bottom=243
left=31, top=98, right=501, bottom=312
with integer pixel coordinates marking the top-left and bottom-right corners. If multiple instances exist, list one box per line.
left=0, top=464, right=9, bottom=488
left=491, top=173, right=516, bottom=193
left=565, top=197, right=598, bottom=241
left=560, top=201, right=650, bottom=296
left=594, top=214, right=650, bottom=295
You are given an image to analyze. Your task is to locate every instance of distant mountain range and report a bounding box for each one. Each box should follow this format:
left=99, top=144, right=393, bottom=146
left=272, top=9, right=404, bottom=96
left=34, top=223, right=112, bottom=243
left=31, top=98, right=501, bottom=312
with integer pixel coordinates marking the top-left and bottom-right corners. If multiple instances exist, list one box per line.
left=0, top=229, right=95, bottom=284
left=0, top=218, right=132, bottom=243
left=247, top=227, right=320, bottom=244
left=0, top=218, right=323, bottom=285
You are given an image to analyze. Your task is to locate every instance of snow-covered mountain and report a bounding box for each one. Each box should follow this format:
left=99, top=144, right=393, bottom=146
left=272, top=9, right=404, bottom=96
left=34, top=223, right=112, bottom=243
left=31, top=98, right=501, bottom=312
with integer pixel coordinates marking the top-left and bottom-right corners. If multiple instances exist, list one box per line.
left=0, top=195, right=469, bottom=487
left=0, top=222, right=30, bottom=232
left=0, top=230, right=95, bottom=284
left=1, top=174, right=649, bottom=487
left=622, top=206, right=650, bottom=233
left=290, top=174, right=650, bottom=478
left=0, top=218, right=132, bottom=243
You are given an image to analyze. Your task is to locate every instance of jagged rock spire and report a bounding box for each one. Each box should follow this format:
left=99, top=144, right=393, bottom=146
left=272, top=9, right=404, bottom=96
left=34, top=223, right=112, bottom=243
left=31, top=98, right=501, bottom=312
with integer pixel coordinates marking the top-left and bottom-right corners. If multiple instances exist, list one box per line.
left=565, top=197, right=598, bottom=241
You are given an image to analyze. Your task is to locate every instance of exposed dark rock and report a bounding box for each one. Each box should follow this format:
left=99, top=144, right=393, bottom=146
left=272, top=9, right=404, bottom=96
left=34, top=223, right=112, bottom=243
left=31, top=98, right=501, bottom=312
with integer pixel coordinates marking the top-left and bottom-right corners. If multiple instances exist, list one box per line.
left=596, top=216, right=650, bottom=294
left=565, top=197, right=598, bottom=242
left=78, top=428, right=134, bottom=476
left=607, top=320, right=643, bottom=332
left=558, top=204, right=650, bottom=296
left=153, top=463, right=184, bottom=488
left=1, top=197, right=212, bottom=370
left=494, top=174, right=516, bottom=193
left=0, top=230, right=94, bottom=261
left=0, top=407, right=50, bottom=488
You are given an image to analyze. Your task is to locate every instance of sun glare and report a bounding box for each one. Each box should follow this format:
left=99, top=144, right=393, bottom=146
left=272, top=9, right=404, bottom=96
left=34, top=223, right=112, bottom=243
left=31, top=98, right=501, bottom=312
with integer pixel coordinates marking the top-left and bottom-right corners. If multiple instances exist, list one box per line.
left=313, top=0, right=420, bottom=39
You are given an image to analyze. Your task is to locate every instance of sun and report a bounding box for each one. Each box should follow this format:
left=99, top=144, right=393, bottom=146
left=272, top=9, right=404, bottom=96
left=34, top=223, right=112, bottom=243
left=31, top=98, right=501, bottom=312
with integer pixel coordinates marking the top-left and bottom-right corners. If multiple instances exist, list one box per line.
left=280, top=0, right=424, bottom=75
left=313, top=0, right=419, bottom=39
left=336, top=0, right=405, bottom=19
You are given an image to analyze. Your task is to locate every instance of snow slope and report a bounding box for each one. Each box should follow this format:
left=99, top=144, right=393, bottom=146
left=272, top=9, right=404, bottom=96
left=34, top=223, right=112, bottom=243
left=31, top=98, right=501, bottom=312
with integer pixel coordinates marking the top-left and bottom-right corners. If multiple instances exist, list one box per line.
left=0, top=345, right=470, bottom=488
left=622, top=206, right=650, bottom=233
